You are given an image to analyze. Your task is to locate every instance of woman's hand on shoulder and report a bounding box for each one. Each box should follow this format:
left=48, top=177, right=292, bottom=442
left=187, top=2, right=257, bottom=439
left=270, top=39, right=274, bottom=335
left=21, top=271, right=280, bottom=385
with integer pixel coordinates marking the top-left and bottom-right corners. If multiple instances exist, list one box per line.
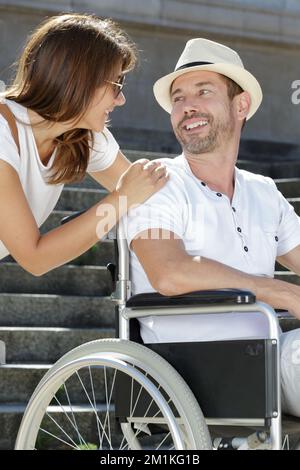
left=114, top=158, right=169, bottom=207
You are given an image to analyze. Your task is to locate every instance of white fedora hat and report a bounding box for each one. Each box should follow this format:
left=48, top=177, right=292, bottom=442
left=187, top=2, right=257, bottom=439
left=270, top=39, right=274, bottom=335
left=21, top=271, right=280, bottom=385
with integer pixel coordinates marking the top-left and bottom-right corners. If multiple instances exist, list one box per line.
left=153, top=38, right=262, bottom=120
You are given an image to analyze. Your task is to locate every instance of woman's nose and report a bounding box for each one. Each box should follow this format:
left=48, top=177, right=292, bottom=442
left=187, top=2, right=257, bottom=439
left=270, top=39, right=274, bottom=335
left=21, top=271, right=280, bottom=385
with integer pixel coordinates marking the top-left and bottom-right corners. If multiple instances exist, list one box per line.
left=115, top=91, right=126, bottom=107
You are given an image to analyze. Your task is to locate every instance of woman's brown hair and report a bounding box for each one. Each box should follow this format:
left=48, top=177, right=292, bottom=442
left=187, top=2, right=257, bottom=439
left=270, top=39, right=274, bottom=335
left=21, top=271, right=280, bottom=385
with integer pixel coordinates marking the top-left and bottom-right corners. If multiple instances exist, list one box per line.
left=4, top=13, right=137, bottom=184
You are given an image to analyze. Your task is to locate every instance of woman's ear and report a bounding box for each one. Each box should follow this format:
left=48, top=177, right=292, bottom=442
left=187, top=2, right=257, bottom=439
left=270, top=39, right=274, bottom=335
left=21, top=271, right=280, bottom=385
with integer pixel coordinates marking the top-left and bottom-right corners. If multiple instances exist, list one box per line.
left=236, top=91, right=251, bottom=121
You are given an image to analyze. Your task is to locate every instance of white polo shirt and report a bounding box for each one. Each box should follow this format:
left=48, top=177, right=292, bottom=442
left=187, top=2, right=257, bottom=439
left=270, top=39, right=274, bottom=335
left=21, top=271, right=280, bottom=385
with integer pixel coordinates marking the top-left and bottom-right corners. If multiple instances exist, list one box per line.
left=124, top=154, right=300, bottom=343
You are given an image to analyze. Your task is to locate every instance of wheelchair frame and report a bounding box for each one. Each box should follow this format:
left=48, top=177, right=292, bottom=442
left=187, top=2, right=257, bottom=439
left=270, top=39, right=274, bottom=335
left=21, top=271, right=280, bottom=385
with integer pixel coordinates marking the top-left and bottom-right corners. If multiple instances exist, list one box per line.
left=113, top=220, right=282, bottom=450
left=15, top=214, right=299, bottom=450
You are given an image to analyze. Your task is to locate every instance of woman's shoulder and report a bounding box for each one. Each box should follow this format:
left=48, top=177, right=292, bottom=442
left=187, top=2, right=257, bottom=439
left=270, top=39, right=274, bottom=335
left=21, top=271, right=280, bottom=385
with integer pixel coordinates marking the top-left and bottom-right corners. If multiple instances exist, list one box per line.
left=0, top=102, right=21, bottom=172
left=0, top=111, right=16, bottom=142
left=3, top=98, right=29, bottom=121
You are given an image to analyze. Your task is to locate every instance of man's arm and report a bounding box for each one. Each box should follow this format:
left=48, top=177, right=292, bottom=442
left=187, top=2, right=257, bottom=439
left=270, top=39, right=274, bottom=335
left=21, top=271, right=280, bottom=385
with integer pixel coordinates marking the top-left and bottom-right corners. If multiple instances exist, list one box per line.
left=132, top=229, right=300, bottom=319
left=277, top=245, right=300, bottom=275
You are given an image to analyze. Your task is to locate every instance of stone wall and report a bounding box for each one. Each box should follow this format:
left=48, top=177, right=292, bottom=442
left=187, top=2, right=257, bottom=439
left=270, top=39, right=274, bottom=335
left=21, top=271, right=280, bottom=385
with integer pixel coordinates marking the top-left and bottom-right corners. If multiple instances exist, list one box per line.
left=0, top=0, right=299, bottom=153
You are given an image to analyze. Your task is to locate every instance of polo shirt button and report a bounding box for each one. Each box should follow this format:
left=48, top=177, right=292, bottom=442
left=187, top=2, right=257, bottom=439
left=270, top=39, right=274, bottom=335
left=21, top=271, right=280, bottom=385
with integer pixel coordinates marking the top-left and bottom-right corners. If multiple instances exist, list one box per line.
left=244, top=246, right=249, bottom=252
left=237, top=227, right=242, bottom=233
left=216, top=192, right=222, bottom=197
left=232, top=207, right=236, bottom=212
left=275, top=236, right=279, bottom=242
left=201, top=182, right=206, bottom=186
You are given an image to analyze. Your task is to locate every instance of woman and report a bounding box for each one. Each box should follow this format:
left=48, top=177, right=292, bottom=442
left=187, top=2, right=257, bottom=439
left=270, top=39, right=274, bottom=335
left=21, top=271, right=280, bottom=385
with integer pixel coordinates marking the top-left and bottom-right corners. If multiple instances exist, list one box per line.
left=0, top=13, right=168, bottom=275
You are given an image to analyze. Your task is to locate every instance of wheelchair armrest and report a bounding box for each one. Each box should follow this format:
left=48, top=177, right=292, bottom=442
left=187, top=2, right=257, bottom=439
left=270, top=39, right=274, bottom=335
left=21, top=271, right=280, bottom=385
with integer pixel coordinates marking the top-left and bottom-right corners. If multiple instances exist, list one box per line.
left=126, top=288, right=256, bottom=308
left=60, top=210, right=87, bottom=225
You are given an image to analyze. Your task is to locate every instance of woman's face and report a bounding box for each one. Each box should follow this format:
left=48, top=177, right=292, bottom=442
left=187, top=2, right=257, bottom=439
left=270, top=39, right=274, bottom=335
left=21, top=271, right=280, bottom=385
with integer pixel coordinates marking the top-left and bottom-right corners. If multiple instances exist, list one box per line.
left=79, top=71, right=126, bottom=132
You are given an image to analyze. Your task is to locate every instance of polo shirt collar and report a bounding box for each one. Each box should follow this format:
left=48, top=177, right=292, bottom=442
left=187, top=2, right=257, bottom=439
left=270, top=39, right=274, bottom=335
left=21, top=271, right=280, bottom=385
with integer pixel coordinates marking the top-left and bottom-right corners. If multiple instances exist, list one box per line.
left=178, top=152, right=241, bottom=203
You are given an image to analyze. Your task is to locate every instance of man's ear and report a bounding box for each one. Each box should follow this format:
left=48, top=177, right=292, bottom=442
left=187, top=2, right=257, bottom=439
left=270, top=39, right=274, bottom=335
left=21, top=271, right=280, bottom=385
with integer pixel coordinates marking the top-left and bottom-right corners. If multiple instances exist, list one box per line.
left=236, top=91, right=251, bottom=121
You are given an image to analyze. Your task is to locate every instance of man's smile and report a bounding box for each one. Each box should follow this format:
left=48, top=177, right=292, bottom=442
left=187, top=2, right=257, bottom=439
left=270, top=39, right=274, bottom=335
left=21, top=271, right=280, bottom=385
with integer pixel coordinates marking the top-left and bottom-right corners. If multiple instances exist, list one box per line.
left=180, top=117, right=209, bottom=134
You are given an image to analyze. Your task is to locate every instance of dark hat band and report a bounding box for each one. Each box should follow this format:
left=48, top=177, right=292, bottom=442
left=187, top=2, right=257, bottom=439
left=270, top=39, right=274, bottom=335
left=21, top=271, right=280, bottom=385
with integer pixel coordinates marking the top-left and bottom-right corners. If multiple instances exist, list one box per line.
left=175, top=61, right=213, bottom=71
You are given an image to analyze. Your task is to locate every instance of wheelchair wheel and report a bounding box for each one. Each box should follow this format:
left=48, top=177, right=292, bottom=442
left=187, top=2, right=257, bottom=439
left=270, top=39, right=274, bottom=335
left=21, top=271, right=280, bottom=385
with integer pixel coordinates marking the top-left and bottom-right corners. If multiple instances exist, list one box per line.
left=15, top=339, right=211, bottom=450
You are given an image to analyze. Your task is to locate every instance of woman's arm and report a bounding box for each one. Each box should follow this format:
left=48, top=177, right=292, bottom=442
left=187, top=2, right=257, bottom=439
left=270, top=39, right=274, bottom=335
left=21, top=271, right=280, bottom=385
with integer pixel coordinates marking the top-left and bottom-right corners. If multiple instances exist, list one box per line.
left=88, top=150, right=130, bottom=191
left=0, top=158, right=168, bottom=275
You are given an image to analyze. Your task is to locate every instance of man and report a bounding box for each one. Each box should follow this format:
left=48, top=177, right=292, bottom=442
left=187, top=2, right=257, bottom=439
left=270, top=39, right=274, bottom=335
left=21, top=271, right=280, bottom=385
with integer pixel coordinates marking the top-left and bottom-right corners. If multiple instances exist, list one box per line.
left=124, top=38, right=300, bottom=416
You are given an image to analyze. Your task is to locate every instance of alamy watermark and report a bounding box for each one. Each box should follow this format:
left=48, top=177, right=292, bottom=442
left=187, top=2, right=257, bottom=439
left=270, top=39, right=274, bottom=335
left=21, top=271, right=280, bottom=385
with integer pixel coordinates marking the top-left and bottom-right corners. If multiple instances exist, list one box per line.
left=95, top=196, right=206, bottom=247
left=291, top=80, right=300, bottom=104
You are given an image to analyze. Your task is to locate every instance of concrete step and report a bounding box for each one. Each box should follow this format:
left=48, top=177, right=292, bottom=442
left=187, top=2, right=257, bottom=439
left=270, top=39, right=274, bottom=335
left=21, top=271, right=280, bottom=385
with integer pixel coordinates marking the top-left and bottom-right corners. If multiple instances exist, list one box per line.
left=55, top=187, right=108, bottom=211
left=275, top=271, right=300, bottom=285
left=286, top=198, right=300, bottom=215
left=0, top=263, right=111, bottom=296
left=0, top=404, right=24, bottom=449
left=277, top=312, right=300, bottom=332
left=0, top=327, right=115, bottom=363
left=0, top=403, right=120, bottom=450
left=70, top=241, right=114, bottom=266
left=236, top=160, right=271, bottom=176
left=0, top=294, right=114, bottom=327
left=248, top=160, right=300, bottom=179
left=0, top=363, right=114, bottom=403
left=275, top=261, right=288, bottom=271
left=39, top=211, right=116, bottom=265
left=40, top=210, right=114, bottom=241
left=40, top=209, right=71, bottom=232
left=41, top=209, right=110, bottom=233
left=0, top=364, right=50, bottom=403
left=275, top=178, right=300, bottom=198
left=67, top=174, right=102, bottom=189
left=269, top=161, right=300, bottom=179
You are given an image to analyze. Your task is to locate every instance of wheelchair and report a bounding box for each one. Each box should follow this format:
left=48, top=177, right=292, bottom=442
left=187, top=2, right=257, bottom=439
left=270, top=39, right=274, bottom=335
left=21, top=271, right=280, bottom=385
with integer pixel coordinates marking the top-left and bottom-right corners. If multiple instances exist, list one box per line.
left=15, top=214, right=300, bottom=450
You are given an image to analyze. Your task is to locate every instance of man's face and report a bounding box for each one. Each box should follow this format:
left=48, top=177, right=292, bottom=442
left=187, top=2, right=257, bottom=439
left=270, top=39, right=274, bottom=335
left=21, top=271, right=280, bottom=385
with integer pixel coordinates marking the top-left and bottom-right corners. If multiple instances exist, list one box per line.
left=170, top=70, right=237, bottom=155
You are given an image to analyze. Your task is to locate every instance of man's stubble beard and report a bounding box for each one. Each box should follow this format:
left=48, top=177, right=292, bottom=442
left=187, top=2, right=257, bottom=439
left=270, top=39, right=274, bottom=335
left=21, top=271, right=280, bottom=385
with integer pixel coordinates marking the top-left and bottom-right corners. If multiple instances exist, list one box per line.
left=175, top=106, right=235, bottom=155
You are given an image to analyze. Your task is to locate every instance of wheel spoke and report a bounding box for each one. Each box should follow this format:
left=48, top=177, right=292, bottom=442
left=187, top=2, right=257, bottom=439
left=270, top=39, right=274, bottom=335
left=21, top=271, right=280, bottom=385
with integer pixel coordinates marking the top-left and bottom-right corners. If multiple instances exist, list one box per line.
left=51, top=395, right=88, bottom=448
left=156, top=431, right=171, bottom=450
left=75, top=370, right=113, bottom=448
left=44, top=411, right=80, bottom=449
left=39, top=427, right=79, bottom=450
left=88, top=366, right=102, bottom=449
left=62, top=383, right=86, bottom=446
left=100, top=366, right=116, bottom=448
